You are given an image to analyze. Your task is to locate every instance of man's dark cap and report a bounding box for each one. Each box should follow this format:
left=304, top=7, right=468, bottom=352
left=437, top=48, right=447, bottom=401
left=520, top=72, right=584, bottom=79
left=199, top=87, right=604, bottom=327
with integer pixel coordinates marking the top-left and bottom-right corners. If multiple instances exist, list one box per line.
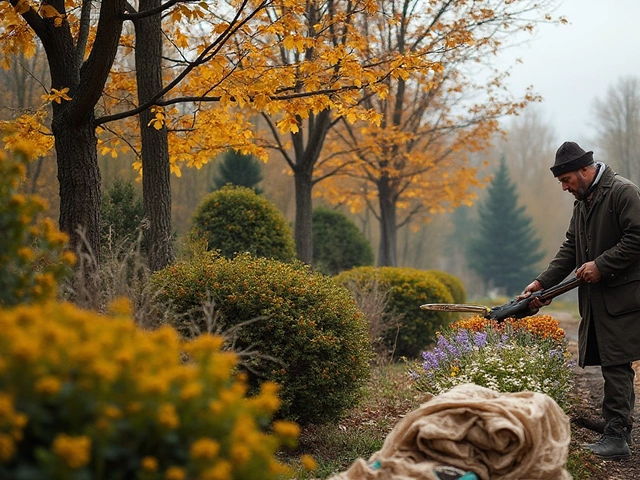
left=550, top=141, right=594, bottom=177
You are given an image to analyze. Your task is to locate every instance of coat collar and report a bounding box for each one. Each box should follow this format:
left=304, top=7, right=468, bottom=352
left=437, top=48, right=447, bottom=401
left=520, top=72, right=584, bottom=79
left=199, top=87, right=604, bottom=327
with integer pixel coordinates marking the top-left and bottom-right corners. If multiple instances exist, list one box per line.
left=579, top=165, right=614, bottom=220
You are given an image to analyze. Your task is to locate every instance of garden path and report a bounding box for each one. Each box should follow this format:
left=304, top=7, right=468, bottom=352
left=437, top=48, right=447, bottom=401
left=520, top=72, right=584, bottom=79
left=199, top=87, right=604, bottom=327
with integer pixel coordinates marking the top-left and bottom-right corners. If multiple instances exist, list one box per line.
left=552, top=309, right=640, bottom=479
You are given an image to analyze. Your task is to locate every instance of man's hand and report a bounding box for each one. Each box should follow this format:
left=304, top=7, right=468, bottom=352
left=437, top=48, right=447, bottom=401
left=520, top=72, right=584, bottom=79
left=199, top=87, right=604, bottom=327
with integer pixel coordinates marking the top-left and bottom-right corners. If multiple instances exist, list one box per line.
left=518, top=279, right=551, bottom=309
left=576, top=261, right=601, bottom=284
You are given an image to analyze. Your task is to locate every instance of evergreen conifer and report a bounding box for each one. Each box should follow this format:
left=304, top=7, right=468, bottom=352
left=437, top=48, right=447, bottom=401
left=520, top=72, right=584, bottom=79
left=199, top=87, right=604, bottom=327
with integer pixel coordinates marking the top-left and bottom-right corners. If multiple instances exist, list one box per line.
left=211, top=150, right=263, bottom=194
left=467, top=157, right=545, bottom=296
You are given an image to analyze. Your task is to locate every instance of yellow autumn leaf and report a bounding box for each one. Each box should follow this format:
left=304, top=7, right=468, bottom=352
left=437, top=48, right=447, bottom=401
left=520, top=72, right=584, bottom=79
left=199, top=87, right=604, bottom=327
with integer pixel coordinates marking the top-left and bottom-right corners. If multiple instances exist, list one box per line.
left=14, top=0, right=31, bottom=14
left=283, top=36, right=296, bottom=51
left=39, top=4, right=61, bottom=18
left=214, top=23, right=228, bottom=34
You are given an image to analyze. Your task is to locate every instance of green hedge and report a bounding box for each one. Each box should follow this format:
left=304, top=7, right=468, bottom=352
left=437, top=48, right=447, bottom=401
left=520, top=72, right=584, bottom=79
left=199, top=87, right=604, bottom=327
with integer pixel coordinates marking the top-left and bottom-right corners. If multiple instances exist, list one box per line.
left=426, top=269, right=466, bottom=303
left=191, top=185, right=296, bottom=262
left=312, top=207, right=374, bottom=275
left=151, top=253, right=371, bottom=425
left=335, top=266, right=454, bottom=358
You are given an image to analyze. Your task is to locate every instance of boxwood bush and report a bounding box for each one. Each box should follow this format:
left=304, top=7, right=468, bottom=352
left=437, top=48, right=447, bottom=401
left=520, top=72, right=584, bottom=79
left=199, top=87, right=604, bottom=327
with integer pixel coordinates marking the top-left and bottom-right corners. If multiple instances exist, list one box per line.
left=426, top=269, right=467, bottom=304
left=151, top=253, right=371, bottom=425
left=312, top=207, right=374, bottom=275
left=190, top=185, right=296, bottom=263
left=335, top=266, right=454, bottom=358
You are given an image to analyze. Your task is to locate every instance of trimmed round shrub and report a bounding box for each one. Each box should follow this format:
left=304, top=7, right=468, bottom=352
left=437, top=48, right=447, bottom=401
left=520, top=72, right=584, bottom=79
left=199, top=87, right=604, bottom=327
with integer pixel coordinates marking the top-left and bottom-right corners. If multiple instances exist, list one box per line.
left=312, top=207, right=374, bottom=276
left=426, top=270, right=467, bottom=304
left=0, top=301, right=300, bottom=479
left=335, top=266, right=454, bottom=358
left=191, top=185, right=296, bottom=262
left=151, top=253, right=371, bottom=425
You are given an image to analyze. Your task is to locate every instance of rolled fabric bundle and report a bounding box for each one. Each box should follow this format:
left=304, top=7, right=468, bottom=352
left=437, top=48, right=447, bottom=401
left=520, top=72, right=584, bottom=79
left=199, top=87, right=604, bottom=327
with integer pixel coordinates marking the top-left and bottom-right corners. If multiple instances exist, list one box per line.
left=329, top=383, right=571, bottom=480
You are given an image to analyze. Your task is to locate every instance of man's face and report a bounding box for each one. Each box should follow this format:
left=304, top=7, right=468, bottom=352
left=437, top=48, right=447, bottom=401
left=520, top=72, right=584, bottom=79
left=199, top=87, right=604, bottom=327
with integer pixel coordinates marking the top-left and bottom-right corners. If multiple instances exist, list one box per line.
left=557, top=168, right=591, bottom=200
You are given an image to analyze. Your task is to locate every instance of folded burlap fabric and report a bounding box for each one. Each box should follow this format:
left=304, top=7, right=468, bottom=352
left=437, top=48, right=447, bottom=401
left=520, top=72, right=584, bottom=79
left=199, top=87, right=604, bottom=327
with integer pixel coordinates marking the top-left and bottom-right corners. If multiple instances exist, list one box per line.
left=329, top=383, right=572, bottom=480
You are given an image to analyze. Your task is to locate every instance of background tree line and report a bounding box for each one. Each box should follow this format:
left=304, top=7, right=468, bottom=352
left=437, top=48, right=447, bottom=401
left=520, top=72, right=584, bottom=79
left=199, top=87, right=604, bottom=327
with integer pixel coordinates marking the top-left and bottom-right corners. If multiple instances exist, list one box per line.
left=3, top=1, right=638, bottom=297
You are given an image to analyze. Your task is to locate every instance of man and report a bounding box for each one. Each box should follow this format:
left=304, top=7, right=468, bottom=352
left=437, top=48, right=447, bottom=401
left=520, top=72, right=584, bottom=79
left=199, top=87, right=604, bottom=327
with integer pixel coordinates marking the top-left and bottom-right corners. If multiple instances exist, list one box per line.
left=522, top=141, right=640, bottom=460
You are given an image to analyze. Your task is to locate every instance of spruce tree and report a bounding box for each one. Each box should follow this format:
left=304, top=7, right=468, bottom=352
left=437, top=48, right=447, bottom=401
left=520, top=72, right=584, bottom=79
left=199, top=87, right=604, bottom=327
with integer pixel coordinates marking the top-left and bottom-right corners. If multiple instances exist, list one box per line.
left=211, top=150, right=263, bottom=194
left=467, top=157, right=545, bottom=296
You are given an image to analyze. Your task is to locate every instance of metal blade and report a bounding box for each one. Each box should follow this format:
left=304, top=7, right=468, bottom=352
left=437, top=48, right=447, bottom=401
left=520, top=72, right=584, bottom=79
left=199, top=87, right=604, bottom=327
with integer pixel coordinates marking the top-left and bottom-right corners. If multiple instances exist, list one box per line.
left=420, top=303, right=491, bottom=315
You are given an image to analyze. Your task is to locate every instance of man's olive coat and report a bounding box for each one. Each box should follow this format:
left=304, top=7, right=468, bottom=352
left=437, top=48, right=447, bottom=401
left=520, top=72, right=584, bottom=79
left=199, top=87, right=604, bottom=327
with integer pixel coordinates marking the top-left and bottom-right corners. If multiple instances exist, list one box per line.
left=537, top=165, right=640, bottom=367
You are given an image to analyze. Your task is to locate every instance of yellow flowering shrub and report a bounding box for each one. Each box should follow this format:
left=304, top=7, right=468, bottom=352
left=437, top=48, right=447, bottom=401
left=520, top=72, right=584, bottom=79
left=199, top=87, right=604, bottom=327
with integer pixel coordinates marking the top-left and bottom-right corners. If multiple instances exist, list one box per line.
left=335, top=266, right=455, bottom=358
left=0, top=146, right=74, bottom=306
left=0, top=301, right=300, bottom=479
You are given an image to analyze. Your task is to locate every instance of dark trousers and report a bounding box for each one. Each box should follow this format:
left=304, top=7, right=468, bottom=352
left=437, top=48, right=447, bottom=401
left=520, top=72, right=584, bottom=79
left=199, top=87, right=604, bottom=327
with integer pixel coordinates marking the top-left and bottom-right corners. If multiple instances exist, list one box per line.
left=585, top=315, right=635, bottom=431
left=602, top=362, right=636, bottom=431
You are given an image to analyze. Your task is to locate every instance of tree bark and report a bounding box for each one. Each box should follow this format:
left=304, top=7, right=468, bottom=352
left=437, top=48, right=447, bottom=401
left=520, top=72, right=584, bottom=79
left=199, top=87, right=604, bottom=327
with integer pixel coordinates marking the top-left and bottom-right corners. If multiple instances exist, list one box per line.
left=16, top=0, right=127, bottom=270
left=294, top=169, right=314, bottom=263
left=377, top=176, right=398, bottom=266
left=290, top=110, right=332, bottom=264
left=135, top=0, right=174, bottom=272
left=53, top=116, right=101, bottom=261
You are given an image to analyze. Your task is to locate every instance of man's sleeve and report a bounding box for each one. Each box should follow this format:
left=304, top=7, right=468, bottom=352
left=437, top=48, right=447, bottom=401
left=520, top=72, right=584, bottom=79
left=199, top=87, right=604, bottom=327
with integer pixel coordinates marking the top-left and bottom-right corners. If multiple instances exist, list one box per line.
left=594, top=184, right=640, bottom=277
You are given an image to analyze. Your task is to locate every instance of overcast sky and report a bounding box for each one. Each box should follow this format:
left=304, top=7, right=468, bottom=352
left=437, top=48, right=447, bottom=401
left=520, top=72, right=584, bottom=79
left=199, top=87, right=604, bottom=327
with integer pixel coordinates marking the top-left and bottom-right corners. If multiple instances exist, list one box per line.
left=498, top=0, right=640, bottom=152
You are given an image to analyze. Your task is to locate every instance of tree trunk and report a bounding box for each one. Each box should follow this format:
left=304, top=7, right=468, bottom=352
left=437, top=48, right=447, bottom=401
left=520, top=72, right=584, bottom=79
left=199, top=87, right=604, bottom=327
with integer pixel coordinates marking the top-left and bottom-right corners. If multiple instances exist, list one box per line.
left=135, top=0, right=174, bottom=272
left=377, top=177, right=398, bottom=266
left=294, top=169, right=314, bottom=264
left=53, top=116, right=101, bottom=262
left=290, top=110, right=332, bottom=264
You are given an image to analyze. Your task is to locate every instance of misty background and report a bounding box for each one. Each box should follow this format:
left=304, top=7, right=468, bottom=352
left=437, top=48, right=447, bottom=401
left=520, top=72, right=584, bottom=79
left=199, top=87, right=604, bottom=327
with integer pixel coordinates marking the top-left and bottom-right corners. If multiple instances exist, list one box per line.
left=3, top=0, right=639, bottom=299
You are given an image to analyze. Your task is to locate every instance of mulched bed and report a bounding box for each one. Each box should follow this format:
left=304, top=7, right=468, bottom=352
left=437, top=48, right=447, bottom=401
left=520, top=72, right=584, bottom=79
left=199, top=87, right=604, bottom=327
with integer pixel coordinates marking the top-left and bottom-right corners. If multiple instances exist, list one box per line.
left=557, top=310, right=640, bottom=479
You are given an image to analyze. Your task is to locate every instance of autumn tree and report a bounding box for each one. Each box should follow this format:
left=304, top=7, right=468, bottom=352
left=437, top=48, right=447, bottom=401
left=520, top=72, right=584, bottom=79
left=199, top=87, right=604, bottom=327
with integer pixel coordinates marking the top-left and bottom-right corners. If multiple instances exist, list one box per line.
left=251, top=0, right=407, bottom=263
left=1, top=0, right=418, bottom=277
left=0, top=45, right=53, bottom=195
left=592, top=76, right=640, bottom=185
left=315, top=0, right=561, bottom=266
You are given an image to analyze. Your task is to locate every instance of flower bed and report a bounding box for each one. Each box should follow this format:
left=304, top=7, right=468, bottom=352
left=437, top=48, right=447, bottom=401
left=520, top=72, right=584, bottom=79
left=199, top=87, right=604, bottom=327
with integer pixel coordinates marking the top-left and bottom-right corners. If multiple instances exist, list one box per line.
left=408, top=315, right=575, bottom=410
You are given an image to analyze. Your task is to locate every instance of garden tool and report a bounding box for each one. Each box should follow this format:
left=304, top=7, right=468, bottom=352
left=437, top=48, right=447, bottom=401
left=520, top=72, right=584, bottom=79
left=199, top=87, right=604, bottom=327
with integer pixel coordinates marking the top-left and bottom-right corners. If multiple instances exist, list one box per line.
left=420, top=276, right=581, bottom=323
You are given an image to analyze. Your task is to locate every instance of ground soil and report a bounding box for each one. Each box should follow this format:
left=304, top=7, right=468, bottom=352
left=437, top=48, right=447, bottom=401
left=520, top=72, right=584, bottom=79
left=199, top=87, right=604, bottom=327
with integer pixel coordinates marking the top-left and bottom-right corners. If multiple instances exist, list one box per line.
left=553, top=309, right=640, bottom=479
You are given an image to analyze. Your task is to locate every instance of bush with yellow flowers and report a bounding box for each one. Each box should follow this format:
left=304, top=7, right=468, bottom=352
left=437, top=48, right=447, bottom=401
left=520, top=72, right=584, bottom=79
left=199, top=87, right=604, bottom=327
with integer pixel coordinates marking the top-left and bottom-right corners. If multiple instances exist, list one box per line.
left=335, top=266, right=455, bottom=359
left=0, top=301, right=304, bottom=479
left=0, top=146, right=74, bottom=306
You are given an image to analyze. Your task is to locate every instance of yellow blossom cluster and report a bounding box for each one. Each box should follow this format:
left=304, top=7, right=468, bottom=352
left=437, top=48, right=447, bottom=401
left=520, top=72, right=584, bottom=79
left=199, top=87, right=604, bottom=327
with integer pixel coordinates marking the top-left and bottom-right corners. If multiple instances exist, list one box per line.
left=0, top=300, right=307, bottom=478
left=0, top=145, right=75, bottom=306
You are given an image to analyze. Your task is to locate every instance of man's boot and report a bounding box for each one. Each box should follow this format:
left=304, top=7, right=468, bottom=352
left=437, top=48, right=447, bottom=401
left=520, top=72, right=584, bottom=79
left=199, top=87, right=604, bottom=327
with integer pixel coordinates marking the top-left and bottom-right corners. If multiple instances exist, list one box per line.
left=582, top=419, right=631, bottom=460
left=572, top=416, right=633, bottom=445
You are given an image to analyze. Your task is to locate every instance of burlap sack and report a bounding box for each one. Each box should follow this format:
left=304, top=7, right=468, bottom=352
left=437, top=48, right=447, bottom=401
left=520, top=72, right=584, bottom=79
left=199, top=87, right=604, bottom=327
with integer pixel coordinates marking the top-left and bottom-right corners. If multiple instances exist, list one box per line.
left=329, top=383, right=572, bottom=480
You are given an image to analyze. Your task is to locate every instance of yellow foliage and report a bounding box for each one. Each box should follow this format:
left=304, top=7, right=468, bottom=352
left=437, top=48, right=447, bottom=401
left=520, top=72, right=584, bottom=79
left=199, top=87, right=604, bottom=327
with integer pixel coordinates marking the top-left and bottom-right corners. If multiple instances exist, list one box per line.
left=0, top=301, right=301, bottom=478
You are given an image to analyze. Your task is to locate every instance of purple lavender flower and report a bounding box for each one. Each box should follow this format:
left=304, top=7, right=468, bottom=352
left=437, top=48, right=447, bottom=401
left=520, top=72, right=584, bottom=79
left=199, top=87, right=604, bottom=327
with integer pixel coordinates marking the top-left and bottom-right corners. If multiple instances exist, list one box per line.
left=446, top=343, right=459, bottom=357
left=437, top=335, right=450, bottom=349
left=456, top=329, right=472, bottom=353
left=408, top=370, right=421, bottom=381
left=549, top=348, right=563, bottom=360
left=433, top=346, right=447, bottom=362
left=422, top=351, right=440, bottom=371
left=473, top=331, right=488, bottom=347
